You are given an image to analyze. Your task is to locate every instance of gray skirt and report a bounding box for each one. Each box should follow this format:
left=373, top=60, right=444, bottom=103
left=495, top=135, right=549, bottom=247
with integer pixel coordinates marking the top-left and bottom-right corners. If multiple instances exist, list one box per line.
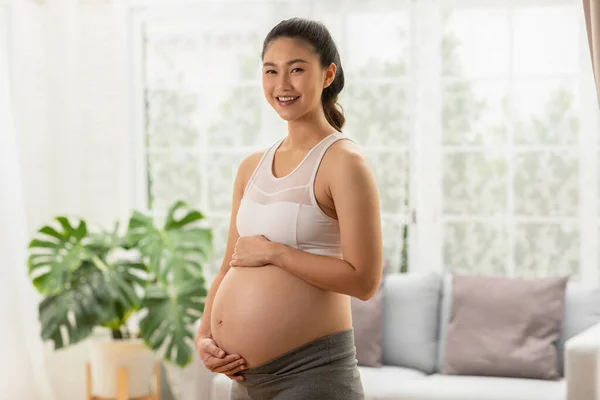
left=230, top=329, right=365, bottom=400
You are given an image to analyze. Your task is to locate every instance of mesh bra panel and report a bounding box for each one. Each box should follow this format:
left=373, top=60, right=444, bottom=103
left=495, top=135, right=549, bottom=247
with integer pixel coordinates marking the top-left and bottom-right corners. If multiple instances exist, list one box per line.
left=243, top=133, right=341, bottom=206
left=237, top=132, right=351, bottom=257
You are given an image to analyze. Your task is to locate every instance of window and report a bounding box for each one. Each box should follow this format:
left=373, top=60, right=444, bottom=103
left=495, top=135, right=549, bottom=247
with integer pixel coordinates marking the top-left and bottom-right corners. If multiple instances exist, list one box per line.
left=132, top=0, right=599, bottom=281
left=438, top=3, right=599, bottom=281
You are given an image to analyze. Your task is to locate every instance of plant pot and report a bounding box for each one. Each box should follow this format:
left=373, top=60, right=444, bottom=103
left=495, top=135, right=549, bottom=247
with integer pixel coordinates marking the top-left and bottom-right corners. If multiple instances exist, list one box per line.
left=87, top=338, right=157, bottom=398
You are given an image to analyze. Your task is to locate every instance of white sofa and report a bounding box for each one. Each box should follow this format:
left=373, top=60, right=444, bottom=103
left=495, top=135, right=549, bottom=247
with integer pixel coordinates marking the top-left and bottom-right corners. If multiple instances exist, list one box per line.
left=199, top=272, right=600, bottom=400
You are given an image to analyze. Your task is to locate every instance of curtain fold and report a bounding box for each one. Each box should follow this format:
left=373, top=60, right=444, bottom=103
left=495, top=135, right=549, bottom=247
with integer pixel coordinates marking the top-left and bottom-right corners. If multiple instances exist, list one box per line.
left=583, top=0, right=600, bottom=104
left=0, top=7, right=55, bottom=400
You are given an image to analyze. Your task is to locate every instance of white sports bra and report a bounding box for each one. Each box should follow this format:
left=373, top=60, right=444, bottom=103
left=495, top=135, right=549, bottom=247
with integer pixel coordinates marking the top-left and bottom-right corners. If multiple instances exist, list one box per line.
left=236, top=132, right=352, bottom=258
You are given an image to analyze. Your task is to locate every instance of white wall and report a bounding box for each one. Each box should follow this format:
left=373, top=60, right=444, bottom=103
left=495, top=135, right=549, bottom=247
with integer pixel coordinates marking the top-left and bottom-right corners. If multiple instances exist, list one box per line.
left=12, top=1, right=133, bottom=398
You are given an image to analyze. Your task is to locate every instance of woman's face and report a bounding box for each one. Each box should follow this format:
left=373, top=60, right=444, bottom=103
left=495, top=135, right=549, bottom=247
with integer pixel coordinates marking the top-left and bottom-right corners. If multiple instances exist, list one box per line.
left=262, top=37, right=335, bottom=123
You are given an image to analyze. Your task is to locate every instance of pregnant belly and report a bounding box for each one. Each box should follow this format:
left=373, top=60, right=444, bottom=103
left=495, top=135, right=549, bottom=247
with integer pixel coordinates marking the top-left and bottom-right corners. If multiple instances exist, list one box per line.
left=211, top=265, right=351, bottom=368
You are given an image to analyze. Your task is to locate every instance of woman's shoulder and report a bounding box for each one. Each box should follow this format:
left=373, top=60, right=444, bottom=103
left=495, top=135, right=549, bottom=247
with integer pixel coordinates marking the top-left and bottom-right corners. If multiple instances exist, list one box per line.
left=236, top=148, right=268, bottom=185
left=323, top=136, right=378, bottom=197
left=240, top=149, right=266, bottom=169
left=324, top=135, right=366, bottom=168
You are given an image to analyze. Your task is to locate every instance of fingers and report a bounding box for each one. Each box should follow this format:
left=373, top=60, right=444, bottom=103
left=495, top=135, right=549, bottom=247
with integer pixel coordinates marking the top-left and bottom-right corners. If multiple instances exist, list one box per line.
left=196, top=337, right=249, bottom=381
left=208, top=342, right=226, bottom=358
left=204, top=353, right=242, bottom=371
left=227, top=373, right=245, bottom=381
left=225, top=361, right=247, bottom=382
left=212, top=357, right=246, bottom=374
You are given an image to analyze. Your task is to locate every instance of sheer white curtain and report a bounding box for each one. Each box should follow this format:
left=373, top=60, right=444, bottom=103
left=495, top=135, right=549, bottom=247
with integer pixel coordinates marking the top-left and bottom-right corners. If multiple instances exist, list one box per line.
left=0, top=6, right=55, bottom=400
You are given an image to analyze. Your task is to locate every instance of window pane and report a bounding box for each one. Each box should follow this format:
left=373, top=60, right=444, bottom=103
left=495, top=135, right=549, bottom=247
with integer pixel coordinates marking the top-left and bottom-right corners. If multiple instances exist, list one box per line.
left=382, top=218, right=406, bottom=273
left=344, top=12, right=410, bottom=78
left=146, top=89, right=200, bottom=148
left=146, top=28, right=263, bottom=87
left=442, top=8, right=509, bottom=79
left=443, top=152, right=508, bottom=215
left=206, top=152, right=246, bottom=213
left=444, top=222, right=508, bottom=275
left=343, top=83, right=409, bottom=146
left=442, top=80, right=509, bottom=145
left=205, top=216, right=231, bottom=277
left=147, top=151, right=202, bottom=211
left=146, top=36, right=201, bottom=87
left=514, top=223, right=579, bottom=279
left=365, top=151, right=410, bottom=215
left=512, top=80, right=580, bottom=145
left=203, top=85, right=264, bottom=147
left=514, top=152, right=578, bottom=217
left=513, top=6, right=580, bottom=76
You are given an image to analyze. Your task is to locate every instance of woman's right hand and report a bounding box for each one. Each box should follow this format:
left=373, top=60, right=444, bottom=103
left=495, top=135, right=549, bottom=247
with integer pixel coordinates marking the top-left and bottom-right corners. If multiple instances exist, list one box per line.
left=195, top=336, right=247, bottom=381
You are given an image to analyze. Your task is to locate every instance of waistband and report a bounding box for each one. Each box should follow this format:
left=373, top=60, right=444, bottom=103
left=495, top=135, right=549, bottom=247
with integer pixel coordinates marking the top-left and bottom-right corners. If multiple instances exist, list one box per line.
left=238, top=328, right=356, bottom=385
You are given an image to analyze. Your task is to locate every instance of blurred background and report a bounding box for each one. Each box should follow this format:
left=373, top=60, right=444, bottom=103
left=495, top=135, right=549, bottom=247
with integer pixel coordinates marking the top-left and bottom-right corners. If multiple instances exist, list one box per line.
left=1, top=0, right=599, bottom=399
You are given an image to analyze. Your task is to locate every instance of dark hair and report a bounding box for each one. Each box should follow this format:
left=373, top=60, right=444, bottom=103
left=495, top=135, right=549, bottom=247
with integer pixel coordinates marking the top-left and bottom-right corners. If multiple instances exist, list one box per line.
left=261, top=17, right=345, bottom=132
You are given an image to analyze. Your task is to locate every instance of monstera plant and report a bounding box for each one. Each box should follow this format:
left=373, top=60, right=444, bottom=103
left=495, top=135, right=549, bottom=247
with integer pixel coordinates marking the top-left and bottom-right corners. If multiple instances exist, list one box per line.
left=27, top=200, right=212, bottom=368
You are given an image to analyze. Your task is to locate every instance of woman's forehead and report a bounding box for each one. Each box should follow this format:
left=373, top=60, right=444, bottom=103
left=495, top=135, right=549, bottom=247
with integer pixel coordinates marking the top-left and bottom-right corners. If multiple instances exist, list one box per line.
left=263, top=37, right=317, bottom=61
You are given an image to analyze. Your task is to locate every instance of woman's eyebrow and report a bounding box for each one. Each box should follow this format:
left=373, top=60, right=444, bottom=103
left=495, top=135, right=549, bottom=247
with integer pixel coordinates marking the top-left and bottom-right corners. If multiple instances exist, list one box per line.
left=263, top=59, right=309, bottom=67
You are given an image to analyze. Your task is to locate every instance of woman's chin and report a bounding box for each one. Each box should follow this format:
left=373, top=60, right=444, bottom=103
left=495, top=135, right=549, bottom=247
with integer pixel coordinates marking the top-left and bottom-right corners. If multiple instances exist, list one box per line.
left=276, top=110, right=306, bottom=123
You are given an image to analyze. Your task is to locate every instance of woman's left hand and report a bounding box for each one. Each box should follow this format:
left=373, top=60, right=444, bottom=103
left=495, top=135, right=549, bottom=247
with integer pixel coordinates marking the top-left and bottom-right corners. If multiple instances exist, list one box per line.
left=230, top=235, right=275, bottom=267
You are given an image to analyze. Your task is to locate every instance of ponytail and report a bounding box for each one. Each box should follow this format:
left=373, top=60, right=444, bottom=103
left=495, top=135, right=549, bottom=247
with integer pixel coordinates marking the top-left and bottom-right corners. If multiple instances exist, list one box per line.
left=322, top=90, right=345, bottom=132
left=321, top=61, right=345, bottom=132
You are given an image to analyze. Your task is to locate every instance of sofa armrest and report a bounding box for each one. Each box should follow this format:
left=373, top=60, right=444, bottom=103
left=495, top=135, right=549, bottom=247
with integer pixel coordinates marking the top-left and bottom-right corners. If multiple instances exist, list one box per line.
left=565, top=321, right=600, bottom=400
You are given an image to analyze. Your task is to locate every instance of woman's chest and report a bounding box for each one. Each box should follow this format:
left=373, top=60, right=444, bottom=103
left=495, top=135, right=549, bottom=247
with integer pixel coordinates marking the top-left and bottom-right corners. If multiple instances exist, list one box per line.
left=236, top=198, right=300, bottom=247
left=236, top=198, right=335, bottom=248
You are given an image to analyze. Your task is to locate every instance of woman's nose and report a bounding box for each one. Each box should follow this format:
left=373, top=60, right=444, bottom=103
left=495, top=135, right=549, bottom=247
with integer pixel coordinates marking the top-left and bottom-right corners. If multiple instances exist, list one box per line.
left=276, top=73, right=292, bottom=91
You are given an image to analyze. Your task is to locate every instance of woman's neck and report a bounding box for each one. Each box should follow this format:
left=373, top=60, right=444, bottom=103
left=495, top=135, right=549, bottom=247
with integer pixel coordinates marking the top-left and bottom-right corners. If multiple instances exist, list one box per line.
left=284, top=109, right=337, bottom=150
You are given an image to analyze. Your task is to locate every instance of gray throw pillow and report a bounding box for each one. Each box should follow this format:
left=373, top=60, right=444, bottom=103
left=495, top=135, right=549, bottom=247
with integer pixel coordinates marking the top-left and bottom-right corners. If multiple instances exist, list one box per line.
left=442, top=273, right=568, bottom=380
left=382, top=272, right=442, bottom=373
left=351, top=284, right=384, bottom=367
left=350, top=260, right=389, bottom=367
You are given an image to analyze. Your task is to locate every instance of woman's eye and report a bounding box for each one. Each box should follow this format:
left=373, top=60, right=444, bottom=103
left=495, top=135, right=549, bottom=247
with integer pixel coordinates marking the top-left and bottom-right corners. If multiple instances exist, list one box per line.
left=291, top=68, right=304, bottom=73
left=265, top=70, right=276, bottom=74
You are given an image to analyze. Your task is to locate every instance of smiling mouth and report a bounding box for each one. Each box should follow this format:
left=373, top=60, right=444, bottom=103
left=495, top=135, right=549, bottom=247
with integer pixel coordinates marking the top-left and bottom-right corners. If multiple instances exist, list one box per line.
left=276, top=96, right=300, bottom=104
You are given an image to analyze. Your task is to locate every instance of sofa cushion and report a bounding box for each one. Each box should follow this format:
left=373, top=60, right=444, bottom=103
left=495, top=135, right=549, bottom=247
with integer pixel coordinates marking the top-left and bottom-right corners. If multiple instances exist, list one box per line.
left=557, top=282, right=600, bottom=376
left=439, top=275, right=600, bottom=377
left=358, top=365, right=427, bottom=400
left=395, top=374, right=566, bottom=400
left=351, top=260, right=389, bottom=367
left=351, top=282, right=384, bottom=367
left=442, top=274, right=568, bottom=380
left=382, top=272, right=442, bottom=373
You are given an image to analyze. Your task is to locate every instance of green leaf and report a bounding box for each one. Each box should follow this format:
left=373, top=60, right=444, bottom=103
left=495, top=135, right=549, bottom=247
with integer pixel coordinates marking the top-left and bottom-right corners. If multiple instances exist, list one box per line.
left=38, top=263, right=110, bottom=349
left=38, top=226, right=64, bottom=241
left=27, top=217, right=91, bottom=295
left=92, top=256, right=148, bottom=328
left=139, top=277, right=206, bottom=367
left=126, top=202, right=212, bottom=283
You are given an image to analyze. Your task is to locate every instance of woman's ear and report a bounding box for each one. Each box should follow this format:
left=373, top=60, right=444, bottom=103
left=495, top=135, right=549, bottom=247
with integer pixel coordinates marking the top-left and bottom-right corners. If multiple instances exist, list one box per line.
left=324, top=63, right=337, bottom=89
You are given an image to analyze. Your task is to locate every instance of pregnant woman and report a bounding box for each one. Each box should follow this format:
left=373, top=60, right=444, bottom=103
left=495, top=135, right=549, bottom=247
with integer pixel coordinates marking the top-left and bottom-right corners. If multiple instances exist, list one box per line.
left=195, top=17, right=383, bottom=400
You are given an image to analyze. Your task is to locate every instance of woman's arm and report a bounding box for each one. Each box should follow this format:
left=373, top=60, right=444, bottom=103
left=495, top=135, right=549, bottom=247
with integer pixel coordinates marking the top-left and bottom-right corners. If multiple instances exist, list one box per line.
left=262, top=142, right=383, bottom=300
